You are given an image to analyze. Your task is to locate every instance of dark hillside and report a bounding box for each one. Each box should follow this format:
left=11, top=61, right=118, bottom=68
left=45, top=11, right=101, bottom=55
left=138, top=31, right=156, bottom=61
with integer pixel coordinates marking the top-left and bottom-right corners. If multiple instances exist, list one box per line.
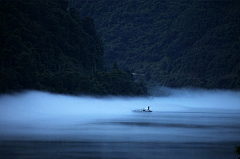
left=74, top=0, right=240, bottom=89
left=0, top=0, right=146, bottom=95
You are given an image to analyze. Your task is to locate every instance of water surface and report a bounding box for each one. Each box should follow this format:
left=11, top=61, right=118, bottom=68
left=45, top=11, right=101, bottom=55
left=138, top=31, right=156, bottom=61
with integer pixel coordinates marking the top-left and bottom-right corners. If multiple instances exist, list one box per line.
left=0, top=90, right=239, bottom=158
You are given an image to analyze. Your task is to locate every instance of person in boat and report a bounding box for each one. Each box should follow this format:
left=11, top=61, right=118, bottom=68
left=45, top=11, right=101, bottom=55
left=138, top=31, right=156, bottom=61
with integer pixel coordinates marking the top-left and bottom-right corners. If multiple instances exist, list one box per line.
left=143, top=106, right=150, bottom=111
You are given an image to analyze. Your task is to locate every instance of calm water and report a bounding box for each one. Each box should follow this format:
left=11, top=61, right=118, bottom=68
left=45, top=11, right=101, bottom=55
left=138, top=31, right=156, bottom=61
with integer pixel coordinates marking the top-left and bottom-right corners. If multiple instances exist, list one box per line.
left=1, top=111, right=240, bottom=159
left=0, top=90, right=240, bottom=158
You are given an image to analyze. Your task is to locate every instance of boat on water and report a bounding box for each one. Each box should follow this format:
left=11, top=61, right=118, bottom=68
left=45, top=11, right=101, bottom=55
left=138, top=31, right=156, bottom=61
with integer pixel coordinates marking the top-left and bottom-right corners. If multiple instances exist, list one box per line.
left=132, top=106, right=152, bottom=112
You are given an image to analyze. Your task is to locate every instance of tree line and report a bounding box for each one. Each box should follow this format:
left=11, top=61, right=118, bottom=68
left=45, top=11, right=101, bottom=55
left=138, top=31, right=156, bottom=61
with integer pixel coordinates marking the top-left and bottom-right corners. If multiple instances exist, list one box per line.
left=74, top=0, right=240, bottom=90
left=0, top=0, right=147, bottom=96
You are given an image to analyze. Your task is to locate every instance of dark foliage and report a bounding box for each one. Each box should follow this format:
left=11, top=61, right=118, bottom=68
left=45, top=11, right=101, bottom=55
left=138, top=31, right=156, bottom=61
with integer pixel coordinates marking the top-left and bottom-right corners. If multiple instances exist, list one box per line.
left=235, top=146, right=240, bottom=159
left=0, top=0, right=147, bottom=96
left=74, top=0, right=240, bottom=89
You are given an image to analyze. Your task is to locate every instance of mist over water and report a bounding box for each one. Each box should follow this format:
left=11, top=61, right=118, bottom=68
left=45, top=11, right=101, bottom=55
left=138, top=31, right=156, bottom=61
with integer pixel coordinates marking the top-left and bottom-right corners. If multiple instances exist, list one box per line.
left=0, top=89, right=240, bottom=158
left=0, top=88, right=239, bottom=140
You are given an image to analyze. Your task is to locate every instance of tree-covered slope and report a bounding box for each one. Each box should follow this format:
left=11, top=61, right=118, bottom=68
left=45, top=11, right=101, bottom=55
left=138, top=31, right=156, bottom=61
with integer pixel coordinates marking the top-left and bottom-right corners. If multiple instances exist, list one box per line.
left=74, top=0, right=240, bottom=89
left=0, top=0, right=146, bottom=95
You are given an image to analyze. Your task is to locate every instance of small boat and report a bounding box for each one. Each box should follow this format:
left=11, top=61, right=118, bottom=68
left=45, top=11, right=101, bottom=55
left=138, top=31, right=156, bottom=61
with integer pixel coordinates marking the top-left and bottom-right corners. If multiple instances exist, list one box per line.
left=132, top=109, right=152, bottom=112
left=132, top=106, right=152, bottom=112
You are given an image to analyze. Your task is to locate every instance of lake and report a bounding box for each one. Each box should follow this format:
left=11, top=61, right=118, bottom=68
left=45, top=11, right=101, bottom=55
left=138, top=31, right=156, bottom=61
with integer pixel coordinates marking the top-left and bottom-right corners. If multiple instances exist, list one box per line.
left=0, top=90, right=240, bottom=158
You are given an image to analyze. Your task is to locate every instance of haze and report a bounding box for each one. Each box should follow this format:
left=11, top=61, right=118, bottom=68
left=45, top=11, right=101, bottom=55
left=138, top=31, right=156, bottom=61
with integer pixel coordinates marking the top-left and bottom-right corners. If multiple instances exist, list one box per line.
left=0, top=88, right=239, bottom=141
left=0, top=89, right=240, bottom=158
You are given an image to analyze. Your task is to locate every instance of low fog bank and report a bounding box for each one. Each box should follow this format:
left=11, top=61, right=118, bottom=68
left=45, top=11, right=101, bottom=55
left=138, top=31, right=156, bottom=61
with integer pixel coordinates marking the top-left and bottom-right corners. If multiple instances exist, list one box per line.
left=149, top=87, right=240, bottom=111
left=0, top=88, right=240, bottom=141
left=151, top=86, right=240, bottom=97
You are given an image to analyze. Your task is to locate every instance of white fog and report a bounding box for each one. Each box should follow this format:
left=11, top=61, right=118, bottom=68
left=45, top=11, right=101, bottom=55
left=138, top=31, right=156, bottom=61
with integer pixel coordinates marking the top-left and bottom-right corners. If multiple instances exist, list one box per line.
left=0, top=88, right=240, bottom=159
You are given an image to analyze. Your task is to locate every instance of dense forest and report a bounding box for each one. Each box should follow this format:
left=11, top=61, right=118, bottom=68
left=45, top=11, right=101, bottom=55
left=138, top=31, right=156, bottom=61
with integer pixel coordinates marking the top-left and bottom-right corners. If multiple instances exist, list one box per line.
left=73, top=0, right=240, bottom=90
left=0, top=0, right=147, bottom=96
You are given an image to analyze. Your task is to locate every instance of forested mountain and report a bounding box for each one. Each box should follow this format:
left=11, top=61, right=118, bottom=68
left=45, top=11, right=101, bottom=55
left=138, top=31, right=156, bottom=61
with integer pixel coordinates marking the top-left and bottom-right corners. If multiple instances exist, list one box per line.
left=73, top=0, right=240, bottom=89
left=0, top=0, right=147, bottom=95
